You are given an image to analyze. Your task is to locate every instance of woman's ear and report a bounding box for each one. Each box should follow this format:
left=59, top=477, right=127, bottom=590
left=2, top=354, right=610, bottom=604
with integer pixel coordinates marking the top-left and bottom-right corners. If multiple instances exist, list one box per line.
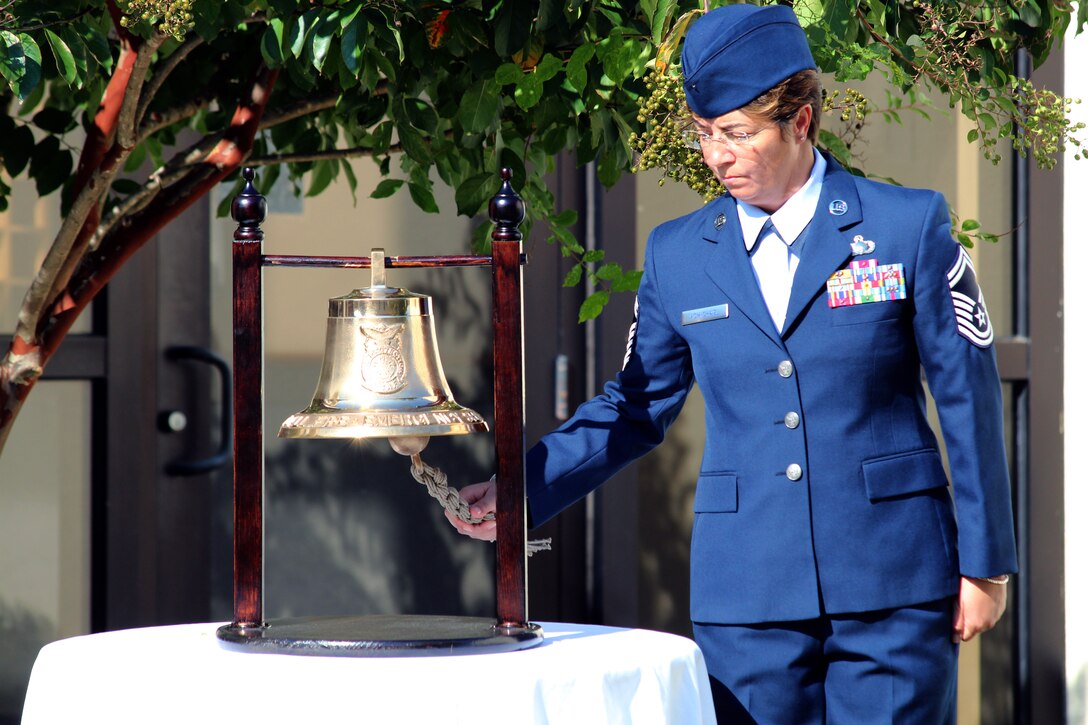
left=793, top=105, right=813, bottom=142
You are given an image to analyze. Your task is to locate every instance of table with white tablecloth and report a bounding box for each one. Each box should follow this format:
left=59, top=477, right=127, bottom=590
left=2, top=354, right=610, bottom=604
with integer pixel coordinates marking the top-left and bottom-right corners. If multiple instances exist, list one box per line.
left=21, top=620, right=716, bottom=724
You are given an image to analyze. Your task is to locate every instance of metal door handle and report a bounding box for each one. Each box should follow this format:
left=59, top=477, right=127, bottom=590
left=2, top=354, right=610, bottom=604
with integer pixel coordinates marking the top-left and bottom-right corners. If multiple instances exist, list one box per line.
left=164, top=345, right=232, bottom=477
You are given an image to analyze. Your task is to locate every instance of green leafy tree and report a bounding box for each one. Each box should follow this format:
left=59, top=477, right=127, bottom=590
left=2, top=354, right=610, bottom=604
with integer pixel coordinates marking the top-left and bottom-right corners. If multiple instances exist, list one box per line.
left=0, top=0, right=1081, bottom=456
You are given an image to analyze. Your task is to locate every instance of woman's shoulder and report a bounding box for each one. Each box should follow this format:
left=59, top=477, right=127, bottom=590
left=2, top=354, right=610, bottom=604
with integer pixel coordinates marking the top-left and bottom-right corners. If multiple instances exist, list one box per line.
left=851, top=172, right=945, bottom=208
left=649, top=194, right=732, bottom=242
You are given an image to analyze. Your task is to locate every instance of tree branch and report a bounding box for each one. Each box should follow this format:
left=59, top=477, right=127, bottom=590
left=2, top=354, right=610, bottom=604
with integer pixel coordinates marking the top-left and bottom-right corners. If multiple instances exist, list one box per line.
left=0, top=64, right=281, bottom=457
left=246, top=144, right=394, bottom=165
left=6, top=7, right=91, bottom=33
left=138, top=97, right=213, bottom=140
left=136, top=32, right=206, bottom=129
left=259, top=92, right=342, bottom=129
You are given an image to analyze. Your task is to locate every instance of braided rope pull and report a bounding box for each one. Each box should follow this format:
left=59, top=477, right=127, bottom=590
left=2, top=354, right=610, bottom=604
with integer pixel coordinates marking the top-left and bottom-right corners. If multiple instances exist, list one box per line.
left=409, top=454, right=551, bottom=556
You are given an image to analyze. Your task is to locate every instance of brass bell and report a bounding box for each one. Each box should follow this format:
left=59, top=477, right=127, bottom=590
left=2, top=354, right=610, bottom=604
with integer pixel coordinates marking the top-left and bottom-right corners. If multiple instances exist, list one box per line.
left=279, top=249, right=488, bottom=451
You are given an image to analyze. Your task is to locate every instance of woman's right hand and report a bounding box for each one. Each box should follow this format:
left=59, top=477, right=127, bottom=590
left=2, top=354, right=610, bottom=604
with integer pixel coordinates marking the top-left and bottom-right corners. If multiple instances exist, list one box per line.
left=445, top=478, right=498, bottom=542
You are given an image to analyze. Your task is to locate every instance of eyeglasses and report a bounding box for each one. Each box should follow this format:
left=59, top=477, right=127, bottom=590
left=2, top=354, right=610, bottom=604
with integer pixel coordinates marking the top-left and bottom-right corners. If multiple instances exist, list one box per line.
left=680, top=124, right=775, bottom=152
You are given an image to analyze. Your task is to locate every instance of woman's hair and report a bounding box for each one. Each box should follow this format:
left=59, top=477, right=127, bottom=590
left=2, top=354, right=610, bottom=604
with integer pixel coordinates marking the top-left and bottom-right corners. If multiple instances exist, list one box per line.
left=743, top=69, right=822, bottom=144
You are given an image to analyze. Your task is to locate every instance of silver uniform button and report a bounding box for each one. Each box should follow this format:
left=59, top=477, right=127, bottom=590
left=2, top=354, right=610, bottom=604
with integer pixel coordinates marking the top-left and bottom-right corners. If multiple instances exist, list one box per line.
left=786, top=463, right=803, bottom=481
left=784, top=411, right=800, bottom=429
left=778, top=360, right=794, bottom=378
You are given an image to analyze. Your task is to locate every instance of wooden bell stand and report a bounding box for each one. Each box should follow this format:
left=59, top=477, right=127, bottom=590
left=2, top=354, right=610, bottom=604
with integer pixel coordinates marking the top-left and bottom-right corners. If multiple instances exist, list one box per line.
left=218, top=167, right=541, bottom=655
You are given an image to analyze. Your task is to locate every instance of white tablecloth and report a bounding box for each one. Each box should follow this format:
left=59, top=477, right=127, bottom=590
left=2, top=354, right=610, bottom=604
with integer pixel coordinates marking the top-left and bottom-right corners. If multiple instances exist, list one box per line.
left=22, top=620, right=715, bottom=724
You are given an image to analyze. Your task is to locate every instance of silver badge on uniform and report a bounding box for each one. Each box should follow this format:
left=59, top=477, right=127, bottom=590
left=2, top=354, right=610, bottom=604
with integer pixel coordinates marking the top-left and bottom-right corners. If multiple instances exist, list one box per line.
left=681, top=303, right=729, bottom=325
left=850, top=234, right=875, bottom=255
left=946, top=246, right=993, bottom=348
left=829, top=200, right=848, bottom=216
left=714, top=213, right=727, bottom=230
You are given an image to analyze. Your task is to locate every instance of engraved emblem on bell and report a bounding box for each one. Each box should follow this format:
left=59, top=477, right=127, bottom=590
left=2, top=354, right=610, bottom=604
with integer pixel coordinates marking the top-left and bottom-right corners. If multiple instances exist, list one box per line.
left=359, top=322, right=408, bottom=394
left=278, top=248, right=489, bottom=441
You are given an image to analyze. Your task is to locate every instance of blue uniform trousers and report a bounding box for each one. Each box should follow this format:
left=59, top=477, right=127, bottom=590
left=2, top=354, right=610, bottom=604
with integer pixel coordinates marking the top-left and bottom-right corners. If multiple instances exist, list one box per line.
left=693, top=598, right=957, bottom=724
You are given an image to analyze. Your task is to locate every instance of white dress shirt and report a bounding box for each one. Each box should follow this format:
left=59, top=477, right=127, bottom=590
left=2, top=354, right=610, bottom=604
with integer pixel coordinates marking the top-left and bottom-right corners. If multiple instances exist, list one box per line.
left=736, top=150, right=826, bottom=333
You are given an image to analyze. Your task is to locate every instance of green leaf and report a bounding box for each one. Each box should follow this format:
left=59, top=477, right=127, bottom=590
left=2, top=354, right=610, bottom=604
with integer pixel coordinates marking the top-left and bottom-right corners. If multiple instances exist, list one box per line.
left=123, top=140, right=147, bottom=172
left=307, top=159, right=337, bottom=197
left=515, top=72, right=544, bottom=110
left=261, top=19, right=285, bottom=68
left=310, top=15, right=335, bottom=71
left=595, top=262, right=622, bottom=281
left=1, top=123, right=34, bottom=176
left=79, top=25, right=112, bottom=72
left=583, top=249, right=605, bottom=263
left=1, top=32, right=42, bottom=100
left=408, top=181, right=440, bottom=213
left=341, top=14, right=365, bottom=74
left=554, top=209, right=578, bottom=226
left=32, top=108, right=75, bottom=134
left=614, top=269, right=643, bottom=292
left=403, top=98, right=438, bottom=133
left=29, top=136, right=71, bottom=197
left=978, top=112, right=996, bottom=131
left=578, top=290, right=610, bottom=322
left=966, top=128, right=979, bottom=144
left=397, top=125, right=432, bottom=164
left=340, top=4, right=364, bottom=30
left=454, top=172, right=496, bottom=217
left=642, top=0, right=680, bottom=45
left=191, top=0, right=224, bottom=39
left=1018, top=0, right=1043, bottom=27
left=495, top=62, right=522, bottom=85
left=340, top=159, right=358, bottom=204
left=458, top=81, right=500, bottom=133
left=58, top=26, right=88, bottom=81
left=565, top=43, right=595, bottom=93
left=44, top=29, right=77, bottom=86
left=960, top=218, right=981, bottom=231
left=18, top=34, right=41, bottom=96
left=0, top=31, right=21, bottom=86
left=493, top=2, right=534, bottom=58
left=288, top=11, right=314, bottom=58
left=562, top=264, right=583, bottom=287
left=597, top=29, right=637, bottom=84
left=371, top=178, right=404, bottom=198
left=553, top=224, right=582, bottom=254
left=794, top=0, right=824, bottom=26
left=536, top=53, right=563, bottom=82
left=111, top=178, right=143, bottom=195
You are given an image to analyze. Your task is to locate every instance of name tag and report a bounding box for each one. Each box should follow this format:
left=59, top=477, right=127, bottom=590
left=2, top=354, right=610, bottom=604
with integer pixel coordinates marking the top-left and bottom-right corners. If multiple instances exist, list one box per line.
left=681, top=304, right=729, bottom=325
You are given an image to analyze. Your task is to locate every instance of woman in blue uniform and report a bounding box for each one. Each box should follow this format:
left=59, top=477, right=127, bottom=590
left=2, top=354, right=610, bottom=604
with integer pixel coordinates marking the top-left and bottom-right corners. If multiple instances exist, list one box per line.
left=449, top=5, right=1016, bottom=722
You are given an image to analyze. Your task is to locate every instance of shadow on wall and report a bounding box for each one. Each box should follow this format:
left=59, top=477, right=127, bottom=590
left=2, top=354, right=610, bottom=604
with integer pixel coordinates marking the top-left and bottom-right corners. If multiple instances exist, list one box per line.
left=0, top=599, right=51, bottom=725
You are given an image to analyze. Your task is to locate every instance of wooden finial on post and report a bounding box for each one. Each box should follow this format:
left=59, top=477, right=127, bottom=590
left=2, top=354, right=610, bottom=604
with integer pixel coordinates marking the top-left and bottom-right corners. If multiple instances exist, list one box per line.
left=230, top=167, right=266, bottom=631
left=232, top=167, right=268, bottom=237
left=489, top=167, right=525, bottom=244
left=489, top=167, right=530, bottom=630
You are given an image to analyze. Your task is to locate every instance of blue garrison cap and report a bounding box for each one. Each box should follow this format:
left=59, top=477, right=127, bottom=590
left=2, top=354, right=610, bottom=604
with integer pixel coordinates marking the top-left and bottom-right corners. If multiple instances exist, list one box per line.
left=682, top=4, right=816, bottom=118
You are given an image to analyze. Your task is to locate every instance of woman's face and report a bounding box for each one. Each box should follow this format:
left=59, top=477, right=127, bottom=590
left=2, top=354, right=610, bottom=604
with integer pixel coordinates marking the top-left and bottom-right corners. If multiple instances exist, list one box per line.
left=691, top=105, right=814, bottom=213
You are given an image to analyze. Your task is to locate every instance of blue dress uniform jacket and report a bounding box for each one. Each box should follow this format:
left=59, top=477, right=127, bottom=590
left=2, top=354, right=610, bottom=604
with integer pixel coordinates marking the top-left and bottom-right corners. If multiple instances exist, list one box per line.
left=525, top=153, right=1018, bottom=625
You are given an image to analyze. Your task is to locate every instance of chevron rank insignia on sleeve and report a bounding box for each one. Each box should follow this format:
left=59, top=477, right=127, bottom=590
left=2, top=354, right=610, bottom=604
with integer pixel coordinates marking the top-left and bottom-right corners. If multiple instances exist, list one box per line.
left=946, top=246, right=993, bottom=348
